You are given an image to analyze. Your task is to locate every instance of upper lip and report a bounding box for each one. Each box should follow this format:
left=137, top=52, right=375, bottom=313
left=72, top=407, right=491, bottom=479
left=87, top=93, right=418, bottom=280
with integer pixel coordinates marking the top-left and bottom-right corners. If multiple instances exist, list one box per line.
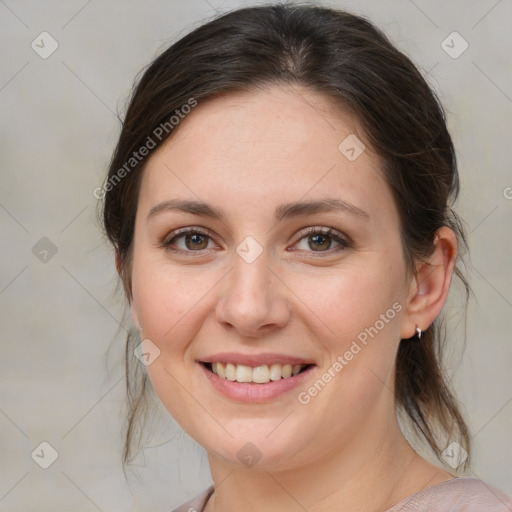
left=199, top=352, right=315, bottom=367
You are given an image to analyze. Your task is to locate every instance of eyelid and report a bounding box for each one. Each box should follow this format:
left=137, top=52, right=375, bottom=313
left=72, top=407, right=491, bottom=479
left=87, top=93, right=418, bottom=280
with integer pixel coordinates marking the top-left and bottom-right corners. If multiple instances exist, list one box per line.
left=290, top=226, right=352, bottom=251
left=164, top=226, right=212, bottom=240
left=162, top=226, right=219, bottom=253
left=162, top=225, right=352, bottom=255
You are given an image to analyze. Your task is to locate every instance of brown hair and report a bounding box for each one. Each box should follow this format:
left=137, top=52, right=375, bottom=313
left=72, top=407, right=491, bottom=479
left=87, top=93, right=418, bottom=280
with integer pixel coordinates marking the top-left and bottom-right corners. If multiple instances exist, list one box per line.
left=101, top=3, right=471, bottom=469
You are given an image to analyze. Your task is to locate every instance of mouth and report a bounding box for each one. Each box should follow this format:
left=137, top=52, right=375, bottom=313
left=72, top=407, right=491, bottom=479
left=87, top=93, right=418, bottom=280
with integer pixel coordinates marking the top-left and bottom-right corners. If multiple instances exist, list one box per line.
left=197, top=352, right=317, bottom=402
left=201, top=361, right=314, bottom=384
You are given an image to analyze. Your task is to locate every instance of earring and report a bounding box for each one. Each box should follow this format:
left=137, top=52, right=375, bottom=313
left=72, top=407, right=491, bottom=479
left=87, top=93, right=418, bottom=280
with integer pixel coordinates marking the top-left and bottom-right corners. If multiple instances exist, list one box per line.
left=415, top=326, right=422, bottom=340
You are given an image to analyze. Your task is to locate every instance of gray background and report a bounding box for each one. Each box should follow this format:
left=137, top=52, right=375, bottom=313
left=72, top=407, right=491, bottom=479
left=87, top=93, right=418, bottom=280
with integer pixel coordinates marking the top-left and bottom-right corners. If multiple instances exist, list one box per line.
left=1, top=0, right=511, bottom=510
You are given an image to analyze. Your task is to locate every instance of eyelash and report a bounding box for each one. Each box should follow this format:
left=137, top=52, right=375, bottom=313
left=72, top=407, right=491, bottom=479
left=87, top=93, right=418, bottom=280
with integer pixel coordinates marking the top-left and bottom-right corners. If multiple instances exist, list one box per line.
left=161, top=226, right=352, bottom=256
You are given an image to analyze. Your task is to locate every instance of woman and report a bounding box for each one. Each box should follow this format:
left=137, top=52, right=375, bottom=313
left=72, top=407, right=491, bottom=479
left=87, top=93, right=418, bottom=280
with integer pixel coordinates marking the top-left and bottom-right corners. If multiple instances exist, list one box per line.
left=101, top=4, right=512, bottom=511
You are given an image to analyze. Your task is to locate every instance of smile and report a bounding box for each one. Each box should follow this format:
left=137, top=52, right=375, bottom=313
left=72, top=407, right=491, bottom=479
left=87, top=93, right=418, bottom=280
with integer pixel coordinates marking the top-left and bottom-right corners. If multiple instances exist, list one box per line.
left=199, top=357, right=316, bottom=402
left=203, top=362, right=312, bottom=384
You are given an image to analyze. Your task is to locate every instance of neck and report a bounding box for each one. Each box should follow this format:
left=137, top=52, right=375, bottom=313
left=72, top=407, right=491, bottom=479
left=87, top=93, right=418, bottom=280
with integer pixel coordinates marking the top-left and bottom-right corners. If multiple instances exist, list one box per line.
left=204, top=412, right=449, bottom=512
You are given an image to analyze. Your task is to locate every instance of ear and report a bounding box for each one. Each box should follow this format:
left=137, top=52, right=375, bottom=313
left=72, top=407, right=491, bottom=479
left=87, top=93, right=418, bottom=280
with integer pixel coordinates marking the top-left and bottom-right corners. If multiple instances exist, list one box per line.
left=401, top=226, right=458, bottom=339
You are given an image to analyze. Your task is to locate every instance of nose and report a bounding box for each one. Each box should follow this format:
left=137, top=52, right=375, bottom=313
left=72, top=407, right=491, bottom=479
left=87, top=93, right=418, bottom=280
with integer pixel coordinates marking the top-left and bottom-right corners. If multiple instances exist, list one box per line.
left=215, top=251, right=291, bottom=338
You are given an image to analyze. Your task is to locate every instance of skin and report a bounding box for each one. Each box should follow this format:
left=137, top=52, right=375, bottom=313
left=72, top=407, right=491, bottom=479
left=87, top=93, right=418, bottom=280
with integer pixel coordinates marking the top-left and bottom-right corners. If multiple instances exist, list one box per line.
left=126, top=85, right=458, bottom=512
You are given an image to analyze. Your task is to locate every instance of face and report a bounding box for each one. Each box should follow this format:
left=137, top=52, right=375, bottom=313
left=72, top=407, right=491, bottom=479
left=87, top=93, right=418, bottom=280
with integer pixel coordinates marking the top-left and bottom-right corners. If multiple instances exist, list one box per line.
left=129, top=85, right=413, bottom=471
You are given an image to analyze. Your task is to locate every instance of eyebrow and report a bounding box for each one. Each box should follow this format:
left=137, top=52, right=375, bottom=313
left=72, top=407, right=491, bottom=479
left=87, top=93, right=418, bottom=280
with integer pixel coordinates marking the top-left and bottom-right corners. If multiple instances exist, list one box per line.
left=147, top=198, right=369, bottom=222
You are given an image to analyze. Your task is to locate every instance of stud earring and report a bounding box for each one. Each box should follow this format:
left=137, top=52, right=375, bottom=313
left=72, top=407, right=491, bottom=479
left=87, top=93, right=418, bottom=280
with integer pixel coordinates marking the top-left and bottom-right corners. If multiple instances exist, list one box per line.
left=415, top=326, right=422, bottom=340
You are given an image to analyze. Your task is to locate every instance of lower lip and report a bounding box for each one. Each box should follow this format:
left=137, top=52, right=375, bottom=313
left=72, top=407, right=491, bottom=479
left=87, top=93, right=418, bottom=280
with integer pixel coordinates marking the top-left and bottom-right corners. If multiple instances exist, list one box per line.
left=199, top=363, right=315, bottom=402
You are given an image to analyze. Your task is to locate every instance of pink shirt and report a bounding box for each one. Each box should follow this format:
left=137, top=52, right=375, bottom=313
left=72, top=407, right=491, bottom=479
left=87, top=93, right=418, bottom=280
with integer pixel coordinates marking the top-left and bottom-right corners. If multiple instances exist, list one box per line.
left=172, top=477, right=512, bottom=511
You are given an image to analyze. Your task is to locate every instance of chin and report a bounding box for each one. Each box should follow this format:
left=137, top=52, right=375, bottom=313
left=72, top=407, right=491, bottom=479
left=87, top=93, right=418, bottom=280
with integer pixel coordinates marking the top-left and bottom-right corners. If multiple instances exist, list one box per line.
left=198, top=424, right=313, bottom=471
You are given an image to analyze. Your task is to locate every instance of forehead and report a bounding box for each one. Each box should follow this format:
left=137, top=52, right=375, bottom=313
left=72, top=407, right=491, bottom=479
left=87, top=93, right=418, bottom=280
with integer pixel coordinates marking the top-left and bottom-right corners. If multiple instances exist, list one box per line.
left=149, top=85, right=363, bottom=169
left=138, top=85, right=395, bottom=223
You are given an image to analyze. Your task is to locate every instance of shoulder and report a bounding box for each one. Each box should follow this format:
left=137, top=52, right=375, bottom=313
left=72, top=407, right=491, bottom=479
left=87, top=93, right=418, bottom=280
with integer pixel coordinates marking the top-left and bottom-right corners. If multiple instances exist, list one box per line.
left=385, top=477, right=512, bottom=512
left=170, top=485, right=214, bottom=512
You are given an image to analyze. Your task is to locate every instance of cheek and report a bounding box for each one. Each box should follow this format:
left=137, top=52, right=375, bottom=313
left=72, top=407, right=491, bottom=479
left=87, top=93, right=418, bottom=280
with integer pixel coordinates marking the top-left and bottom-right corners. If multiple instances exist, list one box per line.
left=130, top=255, right=218, bottom=357
left=130, top=256, right=219, bottom=430
left=290, top=259, right=405, bottom=398
left=293, top=260, right=404, bottom=342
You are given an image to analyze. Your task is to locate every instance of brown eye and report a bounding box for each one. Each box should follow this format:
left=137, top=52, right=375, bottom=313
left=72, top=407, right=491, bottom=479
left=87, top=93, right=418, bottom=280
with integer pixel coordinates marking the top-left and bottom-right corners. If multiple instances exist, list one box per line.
left=292, top=227, right=351, bottom=254
left=164, top=228, right=215, bottom=252
left=308, top=233, right=332, bottom=251
left=184, top=233, right=209, bottom=250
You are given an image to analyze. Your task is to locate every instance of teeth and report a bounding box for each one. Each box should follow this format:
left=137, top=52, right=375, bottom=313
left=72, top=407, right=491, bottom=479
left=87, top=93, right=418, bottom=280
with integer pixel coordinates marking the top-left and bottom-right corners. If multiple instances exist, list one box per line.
left=236, top=364, right=253, bottom=383
left=216, top=362, right=226, bottom=379
left=210, top=362, right=308, bottom=383
left=252, top=365, right=270, bottom=383
left=282, top=364, right=292, bottom=378
left=292, top=364, right=302, bottom=376
left=269, top=363, right=282, bottom=381
left=225, top=363, right=236, bottom=381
